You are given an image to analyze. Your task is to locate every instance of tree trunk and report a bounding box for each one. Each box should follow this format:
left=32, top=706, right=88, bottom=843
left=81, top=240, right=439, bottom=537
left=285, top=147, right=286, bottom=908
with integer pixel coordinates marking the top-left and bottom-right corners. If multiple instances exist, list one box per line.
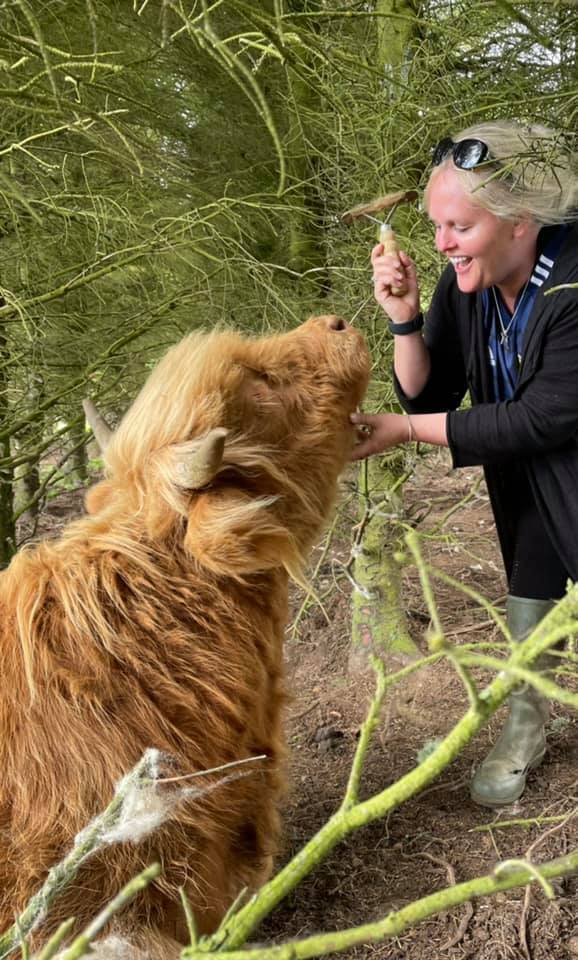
left=349, top=455, right=419, bottom=682
left=14, top=374, right=44, bottom=524
left=66, top=416, right=88, bottom=485
left=0, top=450, right=15, bottom=566
left=14, top=457, right=40, bottom=524
left=349, top=0, right=423, bottom=676
left=282, top=1, right=330, bottom=300
left=376, top=0, right=423, bottom=84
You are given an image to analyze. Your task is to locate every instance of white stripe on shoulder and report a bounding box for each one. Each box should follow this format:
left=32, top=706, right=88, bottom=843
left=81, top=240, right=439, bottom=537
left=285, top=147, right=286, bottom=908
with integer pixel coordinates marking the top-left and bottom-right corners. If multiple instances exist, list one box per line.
left=539, top=254, right=554, bottom=268
left=534, top=264, right=550, bottom=278
left=530, top=276, right=544, bottom=287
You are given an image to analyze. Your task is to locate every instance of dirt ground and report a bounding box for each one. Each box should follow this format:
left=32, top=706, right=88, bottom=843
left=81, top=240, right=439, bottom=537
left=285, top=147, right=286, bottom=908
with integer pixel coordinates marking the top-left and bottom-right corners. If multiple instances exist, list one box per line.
left=34, top=450, right=577, bottom=960
left=263, top=449, right=578, bottom=960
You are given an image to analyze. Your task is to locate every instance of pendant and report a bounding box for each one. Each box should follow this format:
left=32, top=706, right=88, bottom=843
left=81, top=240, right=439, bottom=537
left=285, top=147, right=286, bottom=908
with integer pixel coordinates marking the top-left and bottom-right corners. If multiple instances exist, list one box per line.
left=500, top=332, right=509, bottom=348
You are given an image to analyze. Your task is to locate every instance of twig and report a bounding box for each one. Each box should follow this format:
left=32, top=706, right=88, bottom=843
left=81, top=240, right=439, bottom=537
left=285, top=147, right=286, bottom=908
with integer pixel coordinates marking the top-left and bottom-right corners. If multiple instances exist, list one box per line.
left=1, top=750, right=249, bottom=959
left=471, top=815, right=569, bottom=833
left=0, top=754, right=154, bottom=959
left=340, top=657, right=386, bottom=811
left=179, top=888, right=198, bottom=949
left=432, top=474, right=483, bottom=533
left=494, top=860, right=555, bottom=900
left=157, top=754, right=267, bottom=784
left=426, top=565, right=508, bottom=635
left=456, top=652, right=578, bottom=708
left=193, top=581, right=578, bottom=953
left=405, top=529, right=443, bottom=637
left=291, top=700, right=320, bottom=722
left=519, top=883, right=532, bottom=960
left=182, top=850, right=578, bottom=960
left=406, top=531, right=481, bottom=709
left=444, top=620, right=495, bottom=638
left=54, top=863, right=161, bottom=960
left=289, top=515, right=340, bottom=639
left=525, top=808, right=578, bottom=859
left=32, top=920, right=75, bottom=960
left=517, top=806, right=578, bottom=957
left=418, top=854, right=474, bottom=951
left=195, top=655, right=541, bottom=951
left=439, top=900, right=470, bottom=950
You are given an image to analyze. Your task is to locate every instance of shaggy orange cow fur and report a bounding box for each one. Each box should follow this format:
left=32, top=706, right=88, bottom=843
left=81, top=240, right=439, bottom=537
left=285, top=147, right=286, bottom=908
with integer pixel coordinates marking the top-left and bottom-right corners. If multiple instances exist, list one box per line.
left=0, top=315, right=369, bottom=956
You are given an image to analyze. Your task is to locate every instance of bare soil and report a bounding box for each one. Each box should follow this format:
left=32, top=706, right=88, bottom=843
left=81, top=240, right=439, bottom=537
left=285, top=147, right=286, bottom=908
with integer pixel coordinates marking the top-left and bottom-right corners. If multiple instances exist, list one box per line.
left=33, top=451, right=578, bottom=960
left=268, top=450, right=578, bottom=960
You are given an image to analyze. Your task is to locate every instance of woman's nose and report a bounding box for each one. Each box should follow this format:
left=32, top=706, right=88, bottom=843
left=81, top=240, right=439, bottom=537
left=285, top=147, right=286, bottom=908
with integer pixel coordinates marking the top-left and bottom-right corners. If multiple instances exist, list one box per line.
left=435, top=226, right=454, bottom=253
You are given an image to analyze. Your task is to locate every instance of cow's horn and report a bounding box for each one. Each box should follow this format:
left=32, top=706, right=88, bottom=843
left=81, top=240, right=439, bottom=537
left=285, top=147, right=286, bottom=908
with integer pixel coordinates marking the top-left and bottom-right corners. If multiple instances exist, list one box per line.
left=83, top=398, right=113, bottom=452
left=178, top=428, right=228, bottom=489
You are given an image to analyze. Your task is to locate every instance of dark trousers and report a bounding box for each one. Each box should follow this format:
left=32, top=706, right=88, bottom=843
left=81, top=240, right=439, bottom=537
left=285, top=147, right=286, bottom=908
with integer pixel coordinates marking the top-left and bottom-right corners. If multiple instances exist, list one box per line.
left=508, top=475, right=569, bottom=600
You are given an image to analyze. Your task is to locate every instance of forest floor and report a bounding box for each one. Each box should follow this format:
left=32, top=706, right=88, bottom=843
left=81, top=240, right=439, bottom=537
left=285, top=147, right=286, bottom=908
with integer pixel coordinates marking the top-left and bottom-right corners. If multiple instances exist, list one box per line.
left=263, top=449, right=578, bottom=960
left=35, top=449, right=578, bottom=960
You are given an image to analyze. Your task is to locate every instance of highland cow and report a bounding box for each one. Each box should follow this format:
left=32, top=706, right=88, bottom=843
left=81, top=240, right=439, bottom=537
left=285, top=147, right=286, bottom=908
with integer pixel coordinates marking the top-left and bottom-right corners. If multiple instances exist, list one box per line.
left=0, top=316, right=369, bottom=956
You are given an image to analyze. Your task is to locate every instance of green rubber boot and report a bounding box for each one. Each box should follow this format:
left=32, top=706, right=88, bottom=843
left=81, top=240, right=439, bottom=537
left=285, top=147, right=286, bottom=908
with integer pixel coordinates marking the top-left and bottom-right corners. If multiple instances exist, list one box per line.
left=470, top=596, right=555, bottom=808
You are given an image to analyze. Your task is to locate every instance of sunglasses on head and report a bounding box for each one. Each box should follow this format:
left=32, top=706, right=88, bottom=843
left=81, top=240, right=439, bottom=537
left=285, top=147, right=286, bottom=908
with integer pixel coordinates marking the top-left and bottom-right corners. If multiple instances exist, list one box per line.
left=432, top=137, right=492, bottom=169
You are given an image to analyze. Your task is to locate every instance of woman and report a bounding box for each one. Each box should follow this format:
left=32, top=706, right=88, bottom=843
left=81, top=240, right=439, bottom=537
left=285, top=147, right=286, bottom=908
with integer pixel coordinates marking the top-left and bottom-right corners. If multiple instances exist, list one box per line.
left=351, top=122, right=578, bottom=807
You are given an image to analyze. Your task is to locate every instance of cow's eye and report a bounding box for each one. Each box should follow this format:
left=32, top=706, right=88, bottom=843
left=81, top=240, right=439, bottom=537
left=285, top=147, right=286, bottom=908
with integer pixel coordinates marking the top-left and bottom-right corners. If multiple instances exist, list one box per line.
left=254, top=369, right=273, bottom=383
left=246, top=367, right=277, bottom=387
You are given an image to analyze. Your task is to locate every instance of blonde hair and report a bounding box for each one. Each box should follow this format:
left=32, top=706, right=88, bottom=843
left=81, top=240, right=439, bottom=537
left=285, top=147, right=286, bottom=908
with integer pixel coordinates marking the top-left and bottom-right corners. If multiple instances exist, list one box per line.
left=426, top=121, right=578, bottom=225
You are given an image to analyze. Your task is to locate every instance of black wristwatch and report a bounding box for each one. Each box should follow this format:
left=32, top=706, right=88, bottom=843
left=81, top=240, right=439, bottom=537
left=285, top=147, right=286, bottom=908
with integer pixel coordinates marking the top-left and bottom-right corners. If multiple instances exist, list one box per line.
left=388, top=313, right=424, bottom=336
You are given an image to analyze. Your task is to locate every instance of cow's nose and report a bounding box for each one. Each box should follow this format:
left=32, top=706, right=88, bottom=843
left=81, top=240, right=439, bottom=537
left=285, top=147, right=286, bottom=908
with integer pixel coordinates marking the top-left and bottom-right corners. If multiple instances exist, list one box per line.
left=323, top=315, right=349, bottom=332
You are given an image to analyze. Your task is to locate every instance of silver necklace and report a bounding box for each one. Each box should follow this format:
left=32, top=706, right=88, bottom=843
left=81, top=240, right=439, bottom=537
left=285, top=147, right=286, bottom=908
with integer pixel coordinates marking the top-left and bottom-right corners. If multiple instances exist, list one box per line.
left=492, top=279, right=530, bottom=348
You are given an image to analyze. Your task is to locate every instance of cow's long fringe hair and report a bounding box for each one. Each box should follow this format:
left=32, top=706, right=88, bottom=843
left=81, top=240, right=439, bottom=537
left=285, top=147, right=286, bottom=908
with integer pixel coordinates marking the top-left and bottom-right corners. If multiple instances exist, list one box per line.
left=0, top=318, right=369, bottom=948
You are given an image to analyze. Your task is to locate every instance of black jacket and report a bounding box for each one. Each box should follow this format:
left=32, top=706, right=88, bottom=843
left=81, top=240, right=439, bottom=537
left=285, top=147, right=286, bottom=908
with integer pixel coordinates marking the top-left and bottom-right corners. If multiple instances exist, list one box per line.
left=395, top=222, right=578, bottom=580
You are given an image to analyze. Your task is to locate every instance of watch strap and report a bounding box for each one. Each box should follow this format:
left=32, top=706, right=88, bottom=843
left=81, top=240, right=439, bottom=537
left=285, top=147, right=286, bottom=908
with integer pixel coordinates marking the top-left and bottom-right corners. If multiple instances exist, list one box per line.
left=388, top=313, right=424, bottom=336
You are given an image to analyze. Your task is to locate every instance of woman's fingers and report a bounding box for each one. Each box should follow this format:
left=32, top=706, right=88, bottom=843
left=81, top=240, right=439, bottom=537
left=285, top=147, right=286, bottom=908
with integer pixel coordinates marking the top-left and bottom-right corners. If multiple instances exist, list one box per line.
left=371, top=245, right=420, bottom=321
left=373, top=250, right=416, bottom=295
left=351, top=438, right=377, bottom=461
left=350, top=413, right=406, bottom=460
left=350, top=412, right=381, bottom=428
left=374, top=254, right=405, bottom=283
left=398, top=250, right=417, bottom=278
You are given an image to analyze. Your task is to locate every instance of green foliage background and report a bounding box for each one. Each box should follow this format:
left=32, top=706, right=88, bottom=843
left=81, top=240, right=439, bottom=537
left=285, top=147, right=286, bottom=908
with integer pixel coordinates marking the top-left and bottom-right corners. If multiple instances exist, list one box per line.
left=0, top=0, right=576, bottom=559
left=0, top=4, right=577, bottom=954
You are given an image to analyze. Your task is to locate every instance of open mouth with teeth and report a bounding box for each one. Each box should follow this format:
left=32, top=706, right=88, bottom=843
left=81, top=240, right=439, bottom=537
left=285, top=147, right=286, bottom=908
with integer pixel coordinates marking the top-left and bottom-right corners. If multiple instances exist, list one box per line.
left=450, top=256, right=472, bottom=273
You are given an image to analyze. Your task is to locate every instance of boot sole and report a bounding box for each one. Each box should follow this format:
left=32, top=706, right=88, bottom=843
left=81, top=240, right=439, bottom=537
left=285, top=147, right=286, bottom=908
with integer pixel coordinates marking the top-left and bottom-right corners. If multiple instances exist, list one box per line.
left=470, top=749, right=546, bottom=809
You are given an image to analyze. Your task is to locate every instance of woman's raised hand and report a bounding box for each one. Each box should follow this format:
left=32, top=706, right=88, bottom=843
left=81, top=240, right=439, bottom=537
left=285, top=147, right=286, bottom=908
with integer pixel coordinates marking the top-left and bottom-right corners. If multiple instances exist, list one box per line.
left=371, top=243, right=420, bottom=324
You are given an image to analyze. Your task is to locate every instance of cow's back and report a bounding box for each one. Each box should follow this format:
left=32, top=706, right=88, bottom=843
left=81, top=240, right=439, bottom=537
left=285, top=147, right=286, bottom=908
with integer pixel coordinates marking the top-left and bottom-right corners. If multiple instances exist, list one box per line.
left=0, top=536, right=288, bottom=939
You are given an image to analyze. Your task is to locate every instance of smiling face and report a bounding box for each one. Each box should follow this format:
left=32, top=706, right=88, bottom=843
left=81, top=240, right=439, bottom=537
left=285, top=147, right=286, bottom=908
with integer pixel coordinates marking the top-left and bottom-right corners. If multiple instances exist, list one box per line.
left=426, top=165, right=540, bottom=301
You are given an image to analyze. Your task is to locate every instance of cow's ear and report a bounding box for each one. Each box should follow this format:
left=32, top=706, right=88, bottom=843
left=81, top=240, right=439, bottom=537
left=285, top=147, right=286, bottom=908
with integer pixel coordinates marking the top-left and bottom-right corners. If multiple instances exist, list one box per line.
left=184, top=488, right=302, bottom=579
left=174, top=428, right=227, bottom=489
left=143, top=430, right=229, bottom=540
